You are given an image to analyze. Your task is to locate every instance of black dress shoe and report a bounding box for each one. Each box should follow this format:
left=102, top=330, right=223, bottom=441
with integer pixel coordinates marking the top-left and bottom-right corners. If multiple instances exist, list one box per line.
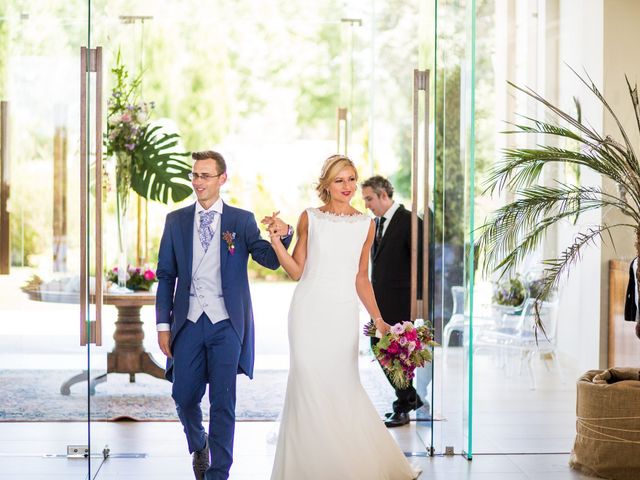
left=192, top=437, right=209, bottom=480
left=384, top=411, right=410, bottom=428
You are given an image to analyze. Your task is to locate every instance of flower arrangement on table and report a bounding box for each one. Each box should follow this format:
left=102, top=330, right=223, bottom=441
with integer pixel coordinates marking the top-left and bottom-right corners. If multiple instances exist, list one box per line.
left=107, top=265, right=157, bottom=292
left=104, top=51, right=192, bottom=288
left=364, top=320, right=437, bottom=389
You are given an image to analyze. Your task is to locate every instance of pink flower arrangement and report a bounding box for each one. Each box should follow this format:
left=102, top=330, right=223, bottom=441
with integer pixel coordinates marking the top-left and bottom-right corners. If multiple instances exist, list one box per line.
left=364, top=320, right=437, bottom=389
left=107, top=265, right=157, bottom=291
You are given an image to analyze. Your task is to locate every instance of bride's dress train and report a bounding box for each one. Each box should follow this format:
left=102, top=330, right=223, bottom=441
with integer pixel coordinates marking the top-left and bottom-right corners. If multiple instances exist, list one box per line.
left=270, top=208, right=420, bottom=480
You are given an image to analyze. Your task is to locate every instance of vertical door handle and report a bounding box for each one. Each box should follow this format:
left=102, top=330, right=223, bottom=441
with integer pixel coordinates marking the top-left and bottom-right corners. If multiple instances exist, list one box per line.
left=411, top=69, right=430, bottom=322
left=79, top=46, right=103, bottom=346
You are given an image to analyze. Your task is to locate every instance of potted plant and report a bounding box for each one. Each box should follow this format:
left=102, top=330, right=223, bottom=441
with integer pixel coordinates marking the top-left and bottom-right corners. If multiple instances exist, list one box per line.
left=477, top=68, right=640, bottom=338
left=492, top=274, right=526, bottom=313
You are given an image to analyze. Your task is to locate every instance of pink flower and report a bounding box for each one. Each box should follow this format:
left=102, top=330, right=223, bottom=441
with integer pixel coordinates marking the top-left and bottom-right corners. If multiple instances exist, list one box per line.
left=405, top=329, right=418, bottom=341
left=144, top=269, right=156, bottom=281
left=386, top=342, right=400, bottom=355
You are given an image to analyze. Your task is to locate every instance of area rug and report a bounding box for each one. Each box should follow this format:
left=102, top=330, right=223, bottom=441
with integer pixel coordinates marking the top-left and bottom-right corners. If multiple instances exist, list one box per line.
left=0, top=364, right=398, bottom=421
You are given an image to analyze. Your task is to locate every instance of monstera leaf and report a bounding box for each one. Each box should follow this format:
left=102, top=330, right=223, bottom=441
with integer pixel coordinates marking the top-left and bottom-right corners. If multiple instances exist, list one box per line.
left=131, top=124, right=192, bottom=204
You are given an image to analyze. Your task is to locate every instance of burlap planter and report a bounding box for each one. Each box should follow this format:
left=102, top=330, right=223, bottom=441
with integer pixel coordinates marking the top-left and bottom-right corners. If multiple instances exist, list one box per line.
left=569, top=368, right=640, bottom=479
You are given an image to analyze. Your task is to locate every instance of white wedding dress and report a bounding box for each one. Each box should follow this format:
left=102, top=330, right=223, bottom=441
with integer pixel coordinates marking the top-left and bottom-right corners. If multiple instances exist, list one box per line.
left=270, top=208, right=420, bottom=480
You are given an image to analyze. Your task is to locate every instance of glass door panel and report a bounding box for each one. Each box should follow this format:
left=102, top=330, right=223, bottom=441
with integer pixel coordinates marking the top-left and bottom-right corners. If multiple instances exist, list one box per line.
left=0, top=1, right=93, bottom=477
left=429, top=0, right=476, bottom=458
left=471, top=0, right=583, bottom=455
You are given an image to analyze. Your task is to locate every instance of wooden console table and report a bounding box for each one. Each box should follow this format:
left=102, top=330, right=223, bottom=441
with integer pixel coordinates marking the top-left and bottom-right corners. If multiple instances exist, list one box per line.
left=26, top=289, right=166, bottom=394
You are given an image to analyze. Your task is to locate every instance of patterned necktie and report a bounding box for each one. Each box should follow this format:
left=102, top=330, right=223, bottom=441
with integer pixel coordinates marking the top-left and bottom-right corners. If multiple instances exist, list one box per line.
left=198, top=210, right=216, bottom=252
left=374, top=216, right=386, bottom=254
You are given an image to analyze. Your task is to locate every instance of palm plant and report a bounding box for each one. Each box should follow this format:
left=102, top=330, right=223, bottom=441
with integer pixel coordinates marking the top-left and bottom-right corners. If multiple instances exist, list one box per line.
left=477, top=68, right=640, bottom=337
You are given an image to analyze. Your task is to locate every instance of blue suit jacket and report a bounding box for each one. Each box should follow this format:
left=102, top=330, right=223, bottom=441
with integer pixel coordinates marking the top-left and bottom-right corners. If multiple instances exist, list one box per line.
left=155, top=202, right=290, bottom=380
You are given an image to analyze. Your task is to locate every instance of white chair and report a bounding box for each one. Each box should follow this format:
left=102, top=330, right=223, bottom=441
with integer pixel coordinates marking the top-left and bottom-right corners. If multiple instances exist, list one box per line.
left=473, top=298, right=561, bottom=390
left=443, top=286, right=466, bottom=349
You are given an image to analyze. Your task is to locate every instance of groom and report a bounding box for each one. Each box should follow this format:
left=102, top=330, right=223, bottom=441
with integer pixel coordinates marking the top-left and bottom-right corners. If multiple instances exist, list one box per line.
left=156, top=150, right=291, bottom=480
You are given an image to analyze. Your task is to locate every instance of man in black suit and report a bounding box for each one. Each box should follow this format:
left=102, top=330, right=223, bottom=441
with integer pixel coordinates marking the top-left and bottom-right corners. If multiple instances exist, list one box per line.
left=362, top=175, right=429, bottom=427
left=623, top=257, right=640, bottom=339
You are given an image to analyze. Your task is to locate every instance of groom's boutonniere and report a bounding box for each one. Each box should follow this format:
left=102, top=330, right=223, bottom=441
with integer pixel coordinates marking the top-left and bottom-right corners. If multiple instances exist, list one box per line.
left=222, top=231, right=236, bottom=255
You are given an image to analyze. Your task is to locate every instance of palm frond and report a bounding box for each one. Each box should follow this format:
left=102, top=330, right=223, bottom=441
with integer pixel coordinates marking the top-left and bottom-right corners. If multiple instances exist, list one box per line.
left=503, top=115, right=583, bottom=142
left=507, top=80, right=605, bottom=145
left=531, top=225, right=620, bottom=337
left=568, top=66, right=639, bottom=164
left=507, top=77, right=640, bottom=196
left=477, top=184, right=638, bottom=278
left=626, top=75, right=640, bottom=137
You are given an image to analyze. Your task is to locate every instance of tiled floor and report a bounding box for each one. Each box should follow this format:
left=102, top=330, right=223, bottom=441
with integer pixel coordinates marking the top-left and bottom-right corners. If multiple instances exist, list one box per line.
left=0, top=278, right=606, bottom=478
left=0, top=421, right=600, bottom=479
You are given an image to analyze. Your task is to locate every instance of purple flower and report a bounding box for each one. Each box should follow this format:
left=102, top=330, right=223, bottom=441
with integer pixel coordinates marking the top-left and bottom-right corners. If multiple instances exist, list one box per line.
left=391, top=323, right=404, bottom=335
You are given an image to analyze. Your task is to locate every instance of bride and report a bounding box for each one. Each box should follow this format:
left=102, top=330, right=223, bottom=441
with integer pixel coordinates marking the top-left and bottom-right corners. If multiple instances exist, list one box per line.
left=265, top=155, right=421, bottom=479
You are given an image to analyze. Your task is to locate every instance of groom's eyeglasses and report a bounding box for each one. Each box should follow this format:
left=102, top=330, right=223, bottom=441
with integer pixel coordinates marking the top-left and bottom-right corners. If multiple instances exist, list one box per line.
left=188, top=172, right=224, bottom=181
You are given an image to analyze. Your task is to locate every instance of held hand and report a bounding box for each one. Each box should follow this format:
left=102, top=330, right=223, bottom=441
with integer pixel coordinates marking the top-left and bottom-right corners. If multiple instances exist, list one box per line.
left=375, top=319, right=391, bottom=336
left=261, top=210, right=290, bottom=237
left=158, top=331, right=172, bottom=359
left=260, top=211, right=279, bottom=228
left=268, top=228, right=283, bottom=246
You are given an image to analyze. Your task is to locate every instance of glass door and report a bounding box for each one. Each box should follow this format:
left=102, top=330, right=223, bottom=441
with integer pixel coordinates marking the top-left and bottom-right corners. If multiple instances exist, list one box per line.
left=0, top=1, right=98, bottom=478
left=428, top=0, right=476, bottom=459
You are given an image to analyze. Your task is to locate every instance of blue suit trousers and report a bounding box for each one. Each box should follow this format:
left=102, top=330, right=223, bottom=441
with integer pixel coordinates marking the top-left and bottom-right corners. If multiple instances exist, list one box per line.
left=171, top=315, right=241, bottom=480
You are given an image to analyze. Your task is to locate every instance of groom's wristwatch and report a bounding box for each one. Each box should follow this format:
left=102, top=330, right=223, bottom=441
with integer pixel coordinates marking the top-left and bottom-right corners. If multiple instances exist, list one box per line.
left=281, top=225, right=294, bottom=239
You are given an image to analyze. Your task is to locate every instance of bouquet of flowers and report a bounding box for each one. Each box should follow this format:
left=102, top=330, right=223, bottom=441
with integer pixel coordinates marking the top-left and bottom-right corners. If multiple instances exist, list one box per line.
left=363, top=320, right=437, bottom=389
left=107, top=265, right=157, bottom=291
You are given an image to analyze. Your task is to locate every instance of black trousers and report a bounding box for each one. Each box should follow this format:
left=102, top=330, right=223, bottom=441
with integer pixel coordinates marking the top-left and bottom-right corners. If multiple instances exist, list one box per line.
left=370, top=336, right=423, bottom=414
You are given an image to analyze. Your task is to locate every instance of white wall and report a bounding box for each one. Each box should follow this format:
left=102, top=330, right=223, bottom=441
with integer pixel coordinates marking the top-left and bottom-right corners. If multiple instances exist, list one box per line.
left=552, top=0, right=640, bottom=370
left=553, top=0, right=604, bottom=370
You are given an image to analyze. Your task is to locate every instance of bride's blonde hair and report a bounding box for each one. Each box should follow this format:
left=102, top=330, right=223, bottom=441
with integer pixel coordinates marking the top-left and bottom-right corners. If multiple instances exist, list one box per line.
left=316, top=154, right=358, bottom=203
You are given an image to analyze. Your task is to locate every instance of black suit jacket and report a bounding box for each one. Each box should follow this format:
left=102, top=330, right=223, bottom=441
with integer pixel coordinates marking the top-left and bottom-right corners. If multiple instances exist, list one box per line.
left=371, top=204, right=425, bottom=324
left=625, top=257, right=638, bottom=322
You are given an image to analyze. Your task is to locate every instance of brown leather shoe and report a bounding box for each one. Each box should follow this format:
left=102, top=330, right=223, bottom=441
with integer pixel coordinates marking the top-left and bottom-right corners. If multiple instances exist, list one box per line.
left=384, top=411, right=410, bottom=428
left=192, top=437, right=209, bottom=480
